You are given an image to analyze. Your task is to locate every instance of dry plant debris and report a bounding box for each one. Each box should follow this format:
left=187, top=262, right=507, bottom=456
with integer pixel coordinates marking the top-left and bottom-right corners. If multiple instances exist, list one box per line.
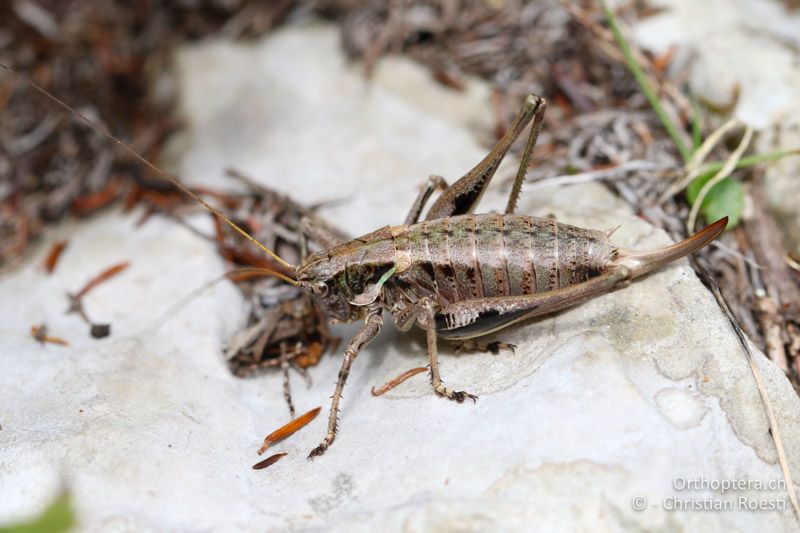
left=371, top=366, right=428, bottom=396
left=252, top=452, right=288, bottom=471
left=66, top=260, right=129, bottom=338
left=42, top=239, right=67, bottom=274
left=0, top=0, right=296, bottom=268
left=31, top=323, right=69, bottom=346
left=214, top=170, right=345, bottom=417
left=258, top=406, right=321, bottom=455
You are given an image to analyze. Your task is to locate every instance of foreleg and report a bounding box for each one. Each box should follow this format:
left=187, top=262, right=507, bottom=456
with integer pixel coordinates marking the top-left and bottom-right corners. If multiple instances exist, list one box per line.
left=278, top=342, right=296, bottom=418
left=308, top=309, right=383, bottom=458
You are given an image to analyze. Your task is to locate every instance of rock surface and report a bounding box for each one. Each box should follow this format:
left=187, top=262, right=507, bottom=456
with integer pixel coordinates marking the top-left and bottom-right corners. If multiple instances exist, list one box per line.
left=1, top=23, right=799, bottom=531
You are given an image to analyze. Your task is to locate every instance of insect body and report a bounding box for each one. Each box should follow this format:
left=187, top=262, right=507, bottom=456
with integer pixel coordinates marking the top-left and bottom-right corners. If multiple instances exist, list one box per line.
left=4, top=65, right=725, bottom=460
left=302, top=213, right=614, bottom=333
left=294, top=95, right=726, bottom=457
left=299, top=204, right=725, bottom=457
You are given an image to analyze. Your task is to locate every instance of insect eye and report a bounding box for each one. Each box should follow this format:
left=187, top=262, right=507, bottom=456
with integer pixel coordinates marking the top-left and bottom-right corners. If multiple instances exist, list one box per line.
left=313, top=282, right=329, bottom=298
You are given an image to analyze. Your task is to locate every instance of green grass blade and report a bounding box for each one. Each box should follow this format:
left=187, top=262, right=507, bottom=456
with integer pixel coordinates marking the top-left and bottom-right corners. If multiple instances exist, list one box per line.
left=690, top=98, right=703, bottom=153
left=697, top=148, right=800, bottom=175
left=601, top=1, right=691, bottom=162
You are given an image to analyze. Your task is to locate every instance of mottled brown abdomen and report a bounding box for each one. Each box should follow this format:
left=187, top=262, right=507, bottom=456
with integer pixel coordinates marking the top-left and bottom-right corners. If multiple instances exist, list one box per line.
left=393, top=214, right=614, bottom=305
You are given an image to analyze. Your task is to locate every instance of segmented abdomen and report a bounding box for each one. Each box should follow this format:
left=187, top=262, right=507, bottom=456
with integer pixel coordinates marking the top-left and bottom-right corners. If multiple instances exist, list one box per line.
left=394, top=214, right=613, bottom=304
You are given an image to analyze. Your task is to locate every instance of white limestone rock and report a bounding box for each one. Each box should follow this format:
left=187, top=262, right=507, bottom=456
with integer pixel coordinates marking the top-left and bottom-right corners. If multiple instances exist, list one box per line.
left=1, top=23, right=798, bottom=532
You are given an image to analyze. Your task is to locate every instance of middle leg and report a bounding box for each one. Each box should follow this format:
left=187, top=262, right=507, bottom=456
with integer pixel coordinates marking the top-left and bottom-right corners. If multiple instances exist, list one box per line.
left=404, top=175, right=448, bottom=225
left=419, top=299, right=478, bottom=403
left=300, top=216, right=347, bottom=249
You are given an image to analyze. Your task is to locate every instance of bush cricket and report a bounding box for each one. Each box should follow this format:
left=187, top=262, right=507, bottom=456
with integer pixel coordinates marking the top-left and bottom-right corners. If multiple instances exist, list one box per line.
left=2, top=64, right=727, bottom=459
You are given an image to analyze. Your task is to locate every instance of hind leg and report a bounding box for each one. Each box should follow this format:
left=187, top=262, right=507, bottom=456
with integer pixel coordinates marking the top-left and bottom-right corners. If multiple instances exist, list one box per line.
left=452, top=339, right=516, bottom=355
left=425, top=94, right=546, bottom=220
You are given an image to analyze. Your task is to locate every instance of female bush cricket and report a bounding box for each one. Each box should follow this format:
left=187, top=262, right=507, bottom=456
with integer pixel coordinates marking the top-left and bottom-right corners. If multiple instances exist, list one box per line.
left=2, top=64, right=726, bottom=459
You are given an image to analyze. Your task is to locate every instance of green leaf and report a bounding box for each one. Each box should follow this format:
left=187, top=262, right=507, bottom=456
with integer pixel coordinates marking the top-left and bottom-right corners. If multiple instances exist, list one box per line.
left=0, top=491, right=75, bottom=533
left=687, top=173, right=744, bottom=228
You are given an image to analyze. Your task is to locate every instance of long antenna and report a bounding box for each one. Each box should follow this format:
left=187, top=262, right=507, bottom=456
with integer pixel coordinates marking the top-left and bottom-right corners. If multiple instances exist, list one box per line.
left=0, top=63, right=297, bottom=274
left=152, top=267, right=297, bottom=331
